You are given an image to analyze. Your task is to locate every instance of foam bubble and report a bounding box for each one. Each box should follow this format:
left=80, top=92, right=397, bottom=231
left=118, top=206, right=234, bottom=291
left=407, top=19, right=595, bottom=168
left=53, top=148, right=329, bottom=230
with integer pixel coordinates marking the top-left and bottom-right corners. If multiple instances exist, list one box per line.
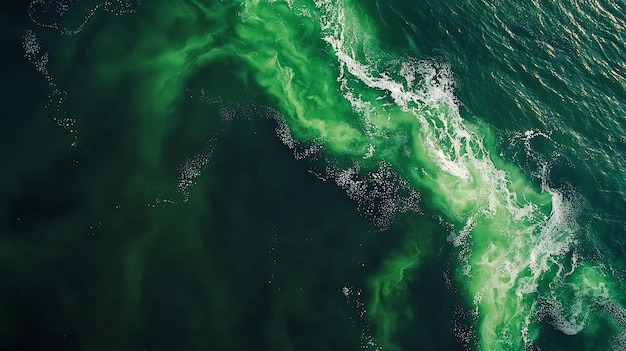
left=326, top=161, right=421, bottom=230
left=27, top=0, right=138, bottom=35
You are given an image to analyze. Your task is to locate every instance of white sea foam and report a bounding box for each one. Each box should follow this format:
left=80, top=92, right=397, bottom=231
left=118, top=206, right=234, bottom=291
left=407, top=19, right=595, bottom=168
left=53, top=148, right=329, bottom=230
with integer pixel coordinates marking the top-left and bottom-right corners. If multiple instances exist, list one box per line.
left=539, top=296, right=588, bottom=335
left=307, top=0, right=604, bottom=347
left=327, top=161, right=422, bottom=230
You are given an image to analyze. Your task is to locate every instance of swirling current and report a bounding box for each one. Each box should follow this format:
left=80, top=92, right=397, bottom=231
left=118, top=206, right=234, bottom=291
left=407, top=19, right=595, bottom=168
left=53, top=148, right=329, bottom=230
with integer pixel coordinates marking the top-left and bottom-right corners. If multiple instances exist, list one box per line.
left=2, top=0, right=626, bottom=350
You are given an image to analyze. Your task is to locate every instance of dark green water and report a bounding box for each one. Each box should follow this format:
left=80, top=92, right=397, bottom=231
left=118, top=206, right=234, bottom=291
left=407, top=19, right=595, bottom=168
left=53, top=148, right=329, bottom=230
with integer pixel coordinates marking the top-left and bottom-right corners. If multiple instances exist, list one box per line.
left=1, top=0, right=625, bottom=350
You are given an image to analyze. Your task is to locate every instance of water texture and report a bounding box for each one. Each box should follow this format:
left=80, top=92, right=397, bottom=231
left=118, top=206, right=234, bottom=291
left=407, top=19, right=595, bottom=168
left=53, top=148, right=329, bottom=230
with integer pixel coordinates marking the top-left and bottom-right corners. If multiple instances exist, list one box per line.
left=1, top=0, right=625, bottom=350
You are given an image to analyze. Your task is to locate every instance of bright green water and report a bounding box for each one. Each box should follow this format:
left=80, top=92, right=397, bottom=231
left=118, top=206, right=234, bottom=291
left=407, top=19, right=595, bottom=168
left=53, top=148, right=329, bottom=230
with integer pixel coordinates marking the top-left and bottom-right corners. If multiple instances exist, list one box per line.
left=2, top=0, right=625, bottom=350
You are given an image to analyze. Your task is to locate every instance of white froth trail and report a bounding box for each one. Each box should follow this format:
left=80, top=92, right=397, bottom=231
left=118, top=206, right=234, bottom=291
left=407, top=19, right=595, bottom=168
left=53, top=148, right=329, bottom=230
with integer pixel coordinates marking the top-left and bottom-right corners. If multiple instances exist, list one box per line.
left=300, top=0, right=625, bottom=349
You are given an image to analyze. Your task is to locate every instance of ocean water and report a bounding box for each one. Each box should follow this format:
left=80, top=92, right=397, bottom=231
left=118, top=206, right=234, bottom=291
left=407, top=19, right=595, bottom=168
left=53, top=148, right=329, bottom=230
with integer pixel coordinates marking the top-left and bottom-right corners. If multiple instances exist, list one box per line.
left=1, top=0, right=625, bottom=350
